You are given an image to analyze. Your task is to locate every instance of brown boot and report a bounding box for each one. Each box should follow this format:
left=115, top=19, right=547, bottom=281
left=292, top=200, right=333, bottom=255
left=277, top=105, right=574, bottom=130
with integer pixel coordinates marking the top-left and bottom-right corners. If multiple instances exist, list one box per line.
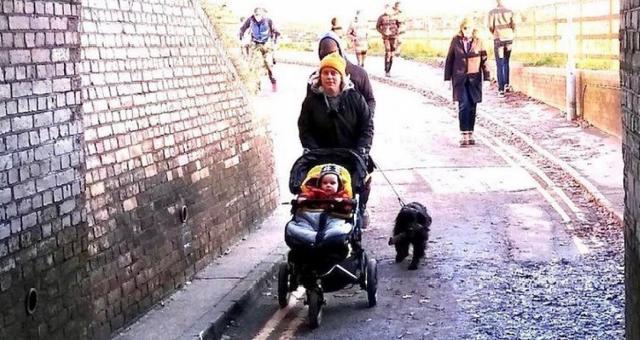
left=459, top=132, right=469, bottom=147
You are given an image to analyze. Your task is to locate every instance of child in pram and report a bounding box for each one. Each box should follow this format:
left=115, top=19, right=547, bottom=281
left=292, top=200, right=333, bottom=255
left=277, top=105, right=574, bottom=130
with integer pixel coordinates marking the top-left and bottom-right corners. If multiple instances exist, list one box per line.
left=286, top=163, right=354, bottom=257
left=279, top=149, right=377, bottom=328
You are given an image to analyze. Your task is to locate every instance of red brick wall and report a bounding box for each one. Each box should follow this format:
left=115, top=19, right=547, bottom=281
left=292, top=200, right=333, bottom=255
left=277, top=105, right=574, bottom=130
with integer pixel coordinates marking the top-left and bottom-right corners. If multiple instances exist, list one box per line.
left=488, top=62, right=622, bottom=138
left=0, top=0, right=278, bottom=339
left=0, top=1, right=90, bottom=339
left=80, top=1, right=277, bottom=337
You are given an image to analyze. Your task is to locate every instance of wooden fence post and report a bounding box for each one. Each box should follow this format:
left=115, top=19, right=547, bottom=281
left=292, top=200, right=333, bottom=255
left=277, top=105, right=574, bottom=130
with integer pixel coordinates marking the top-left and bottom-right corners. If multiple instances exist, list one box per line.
left=532, top=8, right=537, bottom=52
left=554, top=4, right=559, bottom=52
left=610, top=0, right=615, bottom=56
left=578, top=0, right=584, bottom=60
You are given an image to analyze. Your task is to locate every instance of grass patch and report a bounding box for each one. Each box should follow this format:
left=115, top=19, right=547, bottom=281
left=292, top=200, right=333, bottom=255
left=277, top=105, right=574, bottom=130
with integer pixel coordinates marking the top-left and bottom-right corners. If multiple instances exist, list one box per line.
left=280, top=35, right=617, bottom=71
left=278, top=41, right=315, bottom=52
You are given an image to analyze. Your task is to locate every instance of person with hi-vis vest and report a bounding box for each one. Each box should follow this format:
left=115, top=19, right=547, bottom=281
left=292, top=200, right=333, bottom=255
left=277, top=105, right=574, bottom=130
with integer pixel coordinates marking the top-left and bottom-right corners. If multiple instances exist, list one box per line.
left=488, top=0, right=516, bottom=97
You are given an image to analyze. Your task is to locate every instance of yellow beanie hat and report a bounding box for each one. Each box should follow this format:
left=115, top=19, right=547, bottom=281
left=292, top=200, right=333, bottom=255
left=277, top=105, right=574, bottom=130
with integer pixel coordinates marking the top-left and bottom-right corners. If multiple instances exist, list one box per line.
left=319, top=52, right=346, bottom=79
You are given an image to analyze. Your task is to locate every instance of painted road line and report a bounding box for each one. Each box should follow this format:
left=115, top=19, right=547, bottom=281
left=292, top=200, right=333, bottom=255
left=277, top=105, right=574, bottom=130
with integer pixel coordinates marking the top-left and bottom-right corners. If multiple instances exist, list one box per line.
left=477, top=130, right=572, bottom=224
left=572, top=235, right=590, bottom=255
left=480, top=111, right=622, bottom=223
left=481, top=129, right=586, bottom=222
left=278, top=308, right=306, bottom=340
left=253, top=288, right=305, bottom=340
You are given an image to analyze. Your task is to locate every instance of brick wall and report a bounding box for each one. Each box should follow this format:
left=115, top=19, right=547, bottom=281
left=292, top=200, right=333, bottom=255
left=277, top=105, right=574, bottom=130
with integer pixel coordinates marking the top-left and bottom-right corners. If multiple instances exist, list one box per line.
left=621, top=1, right=640, bottom=338
left=0, top=0, right=89, bottom=339
left=487, top=62, right=622, bottom=138
left=80, top=0, right=277, bottom=338
left=1, top=0, right=278, bottom=339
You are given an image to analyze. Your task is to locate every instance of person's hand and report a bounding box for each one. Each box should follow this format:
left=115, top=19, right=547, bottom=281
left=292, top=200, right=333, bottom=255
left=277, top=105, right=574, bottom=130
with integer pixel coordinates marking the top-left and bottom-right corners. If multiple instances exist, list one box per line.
left=356, top=147, right=368, bottom=159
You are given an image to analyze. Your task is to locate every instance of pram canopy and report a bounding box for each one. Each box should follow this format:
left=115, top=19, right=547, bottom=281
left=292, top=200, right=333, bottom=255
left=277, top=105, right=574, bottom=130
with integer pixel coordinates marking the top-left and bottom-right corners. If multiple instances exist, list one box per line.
left=289, top=149, right=368, bottom=196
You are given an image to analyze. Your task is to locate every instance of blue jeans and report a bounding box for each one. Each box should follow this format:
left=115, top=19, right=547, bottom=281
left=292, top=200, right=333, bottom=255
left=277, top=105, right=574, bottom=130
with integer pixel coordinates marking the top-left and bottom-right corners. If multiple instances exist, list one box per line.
left=458, top=82, right=477, bottom=132
left=494, top=40, right=512, bottom=91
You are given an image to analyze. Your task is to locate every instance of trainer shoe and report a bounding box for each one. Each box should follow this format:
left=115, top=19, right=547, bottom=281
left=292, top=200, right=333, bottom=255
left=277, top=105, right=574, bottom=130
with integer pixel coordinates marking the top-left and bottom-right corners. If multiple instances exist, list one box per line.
left=362, top=210, right=370, bottom=229
left=498, top=90, right=505, bottom=97
left=271, top=82, right=277, bottom=92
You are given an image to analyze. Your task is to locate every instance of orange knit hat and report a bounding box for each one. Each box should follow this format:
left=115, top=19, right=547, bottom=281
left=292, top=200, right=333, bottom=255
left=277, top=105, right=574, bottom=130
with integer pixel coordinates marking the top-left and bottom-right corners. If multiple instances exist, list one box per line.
left=319, top=52, right=346, bottom=79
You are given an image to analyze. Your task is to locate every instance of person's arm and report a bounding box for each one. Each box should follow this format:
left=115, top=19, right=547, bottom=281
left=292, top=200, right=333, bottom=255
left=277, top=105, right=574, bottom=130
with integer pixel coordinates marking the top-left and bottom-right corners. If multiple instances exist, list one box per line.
left=480, top=40, right=490, bottom=81
left=239, top=17, right=251, bottom=40
left=360, top=73, right=376, bottom=116
left=298, top=97, right=320, bottom=149
left=354, top=94, right=374, bottom=154
left=268, top=18, right=281, bottom=43
left=347, top=23, right=356, bottom=40
left=376, top=15, right=384, bottom=36
left=510, top=10, right=516, bottom=32
left=487, top=10, right=495, bottom=34
left=444, top=38, right=456, bottom=81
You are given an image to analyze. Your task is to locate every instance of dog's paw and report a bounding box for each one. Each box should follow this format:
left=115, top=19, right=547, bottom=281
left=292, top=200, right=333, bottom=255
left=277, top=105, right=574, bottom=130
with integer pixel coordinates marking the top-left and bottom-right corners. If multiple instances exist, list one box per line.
left=388, top=237, right=394, bottom=246
left=408, top=262, right=419, bottom=270
left=395, top=253, right=407, bottom=263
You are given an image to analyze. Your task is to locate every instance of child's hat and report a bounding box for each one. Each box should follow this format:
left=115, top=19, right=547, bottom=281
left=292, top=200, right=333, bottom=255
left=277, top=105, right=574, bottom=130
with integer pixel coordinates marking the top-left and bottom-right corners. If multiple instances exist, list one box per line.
left=320, top=164, right=340, bottom=177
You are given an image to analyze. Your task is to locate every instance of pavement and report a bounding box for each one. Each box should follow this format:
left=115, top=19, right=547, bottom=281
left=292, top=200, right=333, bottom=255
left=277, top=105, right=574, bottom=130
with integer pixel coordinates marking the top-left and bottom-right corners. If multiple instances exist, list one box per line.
left=112, top=52, right=624, bottom=340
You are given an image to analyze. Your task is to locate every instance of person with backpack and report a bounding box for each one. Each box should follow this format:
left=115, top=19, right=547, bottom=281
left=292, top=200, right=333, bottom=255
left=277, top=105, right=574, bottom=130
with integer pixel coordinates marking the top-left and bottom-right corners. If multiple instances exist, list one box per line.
left=239, top=7, right=281, bottom=92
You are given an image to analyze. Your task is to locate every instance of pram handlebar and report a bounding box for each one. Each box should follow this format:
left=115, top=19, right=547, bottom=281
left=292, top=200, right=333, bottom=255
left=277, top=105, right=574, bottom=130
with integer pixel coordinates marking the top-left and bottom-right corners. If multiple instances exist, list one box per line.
left=290, top=198, right=357, bottom=206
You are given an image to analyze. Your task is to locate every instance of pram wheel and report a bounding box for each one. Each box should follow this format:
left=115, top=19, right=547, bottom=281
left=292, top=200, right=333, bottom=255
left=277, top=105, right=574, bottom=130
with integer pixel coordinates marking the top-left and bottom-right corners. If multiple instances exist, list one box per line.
left=307, top=289, right=323, bottom=328
left=365, top=258, right=378, bottom=307
left=278, top=262, right=291, bottom=308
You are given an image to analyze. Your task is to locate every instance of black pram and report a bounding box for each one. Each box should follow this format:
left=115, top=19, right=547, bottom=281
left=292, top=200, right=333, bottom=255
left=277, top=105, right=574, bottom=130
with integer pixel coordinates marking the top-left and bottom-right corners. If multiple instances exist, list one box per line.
left=278, top=149, right=378, bottom=328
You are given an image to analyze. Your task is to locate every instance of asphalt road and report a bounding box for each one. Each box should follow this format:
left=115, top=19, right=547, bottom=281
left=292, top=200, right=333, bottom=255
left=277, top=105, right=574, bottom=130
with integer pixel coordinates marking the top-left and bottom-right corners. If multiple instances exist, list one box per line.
left=221, top=64, right=624, bottom=340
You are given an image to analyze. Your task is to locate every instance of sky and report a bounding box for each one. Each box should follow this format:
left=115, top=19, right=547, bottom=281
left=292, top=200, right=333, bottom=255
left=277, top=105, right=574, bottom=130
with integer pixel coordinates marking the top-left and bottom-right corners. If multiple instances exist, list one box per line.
left=218, top=0, right=561, bottom=25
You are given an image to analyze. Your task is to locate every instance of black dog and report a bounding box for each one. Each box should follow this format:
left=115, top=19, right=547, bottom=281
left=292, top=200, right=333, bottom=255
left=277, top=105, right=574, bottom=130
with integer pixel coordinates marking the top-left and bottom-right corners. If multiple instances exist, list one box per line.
left=388, top=202, right=432, bottom=270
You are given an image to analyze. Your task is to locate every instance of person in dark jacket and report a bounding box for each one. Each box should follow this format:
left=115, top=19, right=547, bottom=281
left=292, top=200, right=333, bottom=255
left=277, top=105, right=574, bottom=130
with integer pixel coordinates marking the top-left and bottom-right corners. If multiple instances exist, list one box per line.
left=299, top=52, right=373, bottom=156
left=299, top=52, right=374, bottom=227
left=308, top=32, right=376, bottom=116
left=444, top=18, right=490, bottom=147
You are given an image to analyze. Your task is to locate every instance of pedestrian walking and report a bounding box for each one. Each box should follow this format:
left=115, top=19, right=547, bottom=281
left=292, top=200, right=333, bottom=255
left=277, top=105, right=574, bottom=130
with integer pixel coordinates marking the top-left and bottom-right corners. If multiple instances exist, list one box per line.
left=331, top=17, right=344, bottom=37
left=299, top=51, right=375, bottom=227
left=444, top=18, right=490, bottom=147
left=239, top=16, right=251, bottom=57
left=391, top=2, right=406, bottom=57
left=376, top=4, right=400, bottom=77
left=239, top=7, right=280, bottom=92
left=309, top=32, right=376, bottom=115
left=488, top=0, right=516, bottom=97
left=347, top=10, right=369, bottom=67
